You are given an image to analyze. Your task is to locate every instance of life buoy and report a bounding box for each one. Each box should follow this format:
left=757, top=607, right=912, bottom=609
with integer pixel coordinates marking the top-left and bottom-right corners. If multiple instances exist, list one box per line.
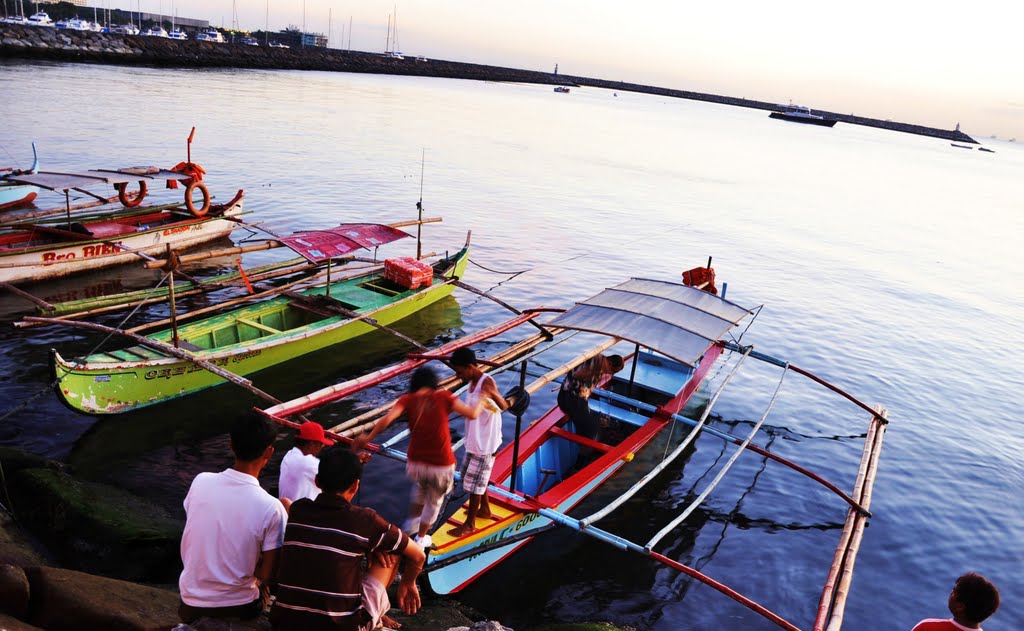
left=116, top=181, right=148, bottom=207
left=167, top=161, right=206, bottom=189
left=185, top=181, right=211, bottom=217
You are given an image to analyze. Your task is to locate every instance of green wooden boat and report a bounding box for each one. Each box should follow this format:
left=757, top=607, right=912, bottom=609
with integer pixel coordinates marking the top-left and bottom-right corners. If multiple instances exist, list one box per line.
left=51, top=245, right=469, bottom=414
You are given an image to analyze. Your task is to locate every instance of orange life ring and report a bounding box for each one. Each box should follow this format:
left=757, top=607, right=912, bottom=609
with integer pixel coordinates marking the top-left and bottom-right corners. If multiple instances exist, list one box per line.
left=185, top=181, right=211, bottom=217
left=116, top=181, right=148, bottom=207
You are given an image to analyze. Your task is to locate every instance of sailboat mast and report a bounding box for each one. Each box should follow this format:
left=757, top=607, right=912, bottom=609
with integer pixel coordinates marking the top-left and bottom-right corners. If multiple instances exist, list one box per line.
left=385, top=13, right=391, bottom=53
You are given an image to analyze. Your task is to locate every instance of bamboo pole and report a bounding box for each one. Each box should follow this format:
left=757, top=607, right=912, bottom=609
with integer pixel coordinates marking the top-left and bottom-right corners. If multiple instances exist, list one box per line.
left=42, top=257, right=317, bottom=316
left=144, top=217, right=444, bottom=269
left=263, top=312, right=541, bottom=420
left=0, top=281, right=56, bottom=312
left=123, top=263, right=381, bottom=335
left=27, top=316, right=283, bottom=406
left=824, top=407, right=886, bottom=631
left=15, top=260, right=355, bottom=327
left=452, top=279, right=555, bottom=339
left=813, top=406, right=887, bottom=631
left=329, top=328, right=562, bottom=435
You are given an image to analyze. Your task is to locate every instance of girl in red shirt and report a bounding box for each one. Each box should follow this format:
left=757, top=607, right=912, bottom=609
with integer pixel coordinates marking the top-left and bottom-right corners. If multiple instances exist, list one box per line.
left=354, top=366, right=483, bottom=548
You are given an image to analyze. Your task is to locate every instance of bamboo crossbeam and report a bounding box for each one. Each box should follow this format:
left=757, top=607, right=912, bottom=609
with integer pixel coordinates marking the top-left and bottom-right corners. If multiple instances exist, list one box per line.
left=144, top=217, right=443, bottom=269
left=0, top=281, right=55, bottom=311
left=41, top=257, right=314, bottom=316
left=0, top=195, right=120, bottom=227
left=263, top=312, right=541, bottom=420
left=329, top=328, right=564, bottom=436
left=123, top=263, right=381, bottom=335
left=813, top=406, right=887, bottom=631
left=521, top=337, right=621, bottom=396
left=25, top=316, right=283, bottom=406
left=824, top=407, right=886, bottom=631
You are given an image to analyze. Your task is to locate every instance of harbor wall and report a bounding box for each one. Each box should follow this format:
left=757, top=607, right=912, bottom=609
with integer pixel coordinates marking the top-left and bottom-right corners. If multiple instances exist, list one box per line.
left=0, top=24, right=977, bottom=143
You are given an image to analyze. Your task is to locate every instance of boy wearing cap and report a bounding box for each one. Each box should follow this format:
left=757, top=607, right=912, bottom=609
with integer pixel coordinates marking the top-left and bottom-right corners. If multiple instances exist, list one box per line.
left=447, top=347, right=509, bottom=537
left=280, top=421, right=334, bottom=503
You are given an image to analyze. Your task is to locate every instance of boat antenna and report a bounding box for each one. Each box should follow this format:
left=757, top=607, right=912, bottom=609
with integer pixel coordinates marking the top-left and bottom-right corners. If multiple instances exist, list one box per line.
left=416, top=148, right=424, bottom=259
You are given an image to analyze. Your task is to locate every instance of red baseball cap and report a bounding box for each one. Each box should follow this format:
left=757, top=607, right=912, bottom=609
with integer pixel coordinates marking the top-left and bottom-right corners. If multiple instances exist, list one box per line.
left=296, top=421, right=333, bottom=445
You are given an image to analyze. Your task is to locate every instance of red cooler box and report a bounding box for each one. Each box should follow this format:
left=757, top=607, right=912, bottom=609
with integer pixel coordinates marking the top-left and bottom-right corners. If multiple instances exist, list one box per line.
left=384, top=257, right=434, bottom=289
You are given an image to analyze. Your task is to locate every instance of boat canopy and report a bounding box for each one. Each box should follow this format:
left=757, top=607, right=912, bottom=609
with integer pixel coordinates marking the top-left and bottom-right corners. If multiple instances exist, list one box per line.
left=546, top=278, right=753, bottom=367
left=279, top=223, right=411, bottom=263
left=2, top=167, right=192, bottom=192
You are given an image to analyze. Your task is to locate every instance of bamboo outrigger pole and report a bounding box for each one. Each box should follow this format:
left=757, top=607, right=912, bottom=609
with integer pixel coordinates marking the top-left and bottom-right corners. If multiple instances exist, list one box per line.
left=146, top=217, right=444, bottom=269
left=26, top=316, right=284, bottom=407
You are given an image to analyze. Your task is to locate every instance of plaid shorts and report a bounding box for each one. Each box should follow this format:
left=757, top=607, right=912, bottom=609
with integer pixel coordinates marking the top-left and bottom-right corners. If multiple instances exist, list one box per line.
left=460, top=452, right=495, bottom=495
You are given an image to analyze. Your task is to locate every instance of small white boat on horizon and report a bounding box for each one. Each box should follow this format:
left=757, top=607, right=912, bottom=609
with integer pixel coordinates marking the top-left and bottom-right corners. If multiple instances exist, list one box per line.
left=142, top=25, right=169, bottom=37
left=769, top=103, right=837, bottom=128
left=112, top=23, right=141, bottom=35
left=27, top=11, right=54, bottom=27
left=195, top=29, right=225, bottom=43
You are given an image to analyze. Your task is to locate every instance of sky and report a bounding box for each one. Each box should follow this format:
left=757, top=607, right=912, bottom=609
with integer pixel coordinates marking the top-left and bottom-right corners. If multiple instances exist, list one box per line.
left=104, top=0, right=1024, bottom=139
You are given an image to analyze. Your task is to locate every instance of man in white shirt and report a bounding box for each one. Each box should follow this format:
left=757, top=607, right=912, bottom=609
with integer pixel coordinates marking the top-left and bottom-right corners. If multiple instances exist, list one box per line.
left=178, top=412, right=288, bottom=628
left=279, top=421, right=334, bottom=502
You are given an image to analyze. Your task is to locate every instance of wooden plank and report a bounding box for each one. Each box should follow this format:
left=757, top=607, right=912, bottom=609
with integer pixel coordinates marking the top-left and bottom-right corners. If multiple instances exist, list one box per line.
left=548, top=426, right=612, bottom=453
left=236, top=317, right=281, bottom=335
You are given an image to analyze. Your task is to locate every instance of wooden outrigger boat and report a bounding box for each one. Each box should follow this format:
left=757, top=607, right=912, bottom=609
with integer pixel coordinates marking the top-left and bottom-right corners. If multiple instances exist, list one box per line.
left=47, top=230, right=471, bottom=415
left=259, top=273, right=888, bottom=631
left=0, top=128, right=237, bottom=285
left=0, top=187, right=244, bottom=284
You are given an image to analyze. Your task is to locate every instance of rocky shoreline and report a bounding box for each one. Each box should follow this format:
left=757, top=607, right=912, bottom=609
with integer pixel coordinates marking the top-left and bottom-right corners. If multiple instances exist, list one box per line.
left=0, top=23, right=976, bottom=144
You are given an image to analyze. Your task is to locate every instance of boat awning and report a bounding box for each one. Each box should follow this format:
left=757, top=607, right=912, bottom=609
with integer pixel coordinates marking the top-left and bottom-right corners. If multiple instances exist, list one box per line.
left=546, top=278, right=754, bottom=367
left=278, top=224, right=411, bottom=263
left=3, top=168, right=192, bottom=192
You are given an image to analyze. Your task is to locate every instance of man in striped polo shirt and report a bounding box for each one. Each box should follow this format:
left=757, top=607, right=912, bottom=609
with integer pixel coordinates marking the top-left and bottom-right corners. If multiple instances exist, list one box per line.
left=270, top=445, right=425, bottom=630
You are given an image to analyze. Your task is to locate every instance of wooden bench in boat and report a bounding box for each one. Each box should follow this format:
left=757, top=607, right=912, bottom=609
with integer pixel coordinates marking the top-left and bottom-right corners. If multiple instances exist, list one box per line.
left=589, top=398, right=653, bottom=428
left=236, top=317, right=280, bottom=335
left=547, top=426, right=612, bottom=453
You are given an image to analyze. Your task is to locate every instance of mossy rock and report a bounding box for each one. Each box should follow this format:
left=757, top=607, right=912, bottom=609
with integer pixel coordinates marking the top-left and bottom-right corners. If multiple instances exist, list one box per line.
left=7, top=468, right=182, bottom=582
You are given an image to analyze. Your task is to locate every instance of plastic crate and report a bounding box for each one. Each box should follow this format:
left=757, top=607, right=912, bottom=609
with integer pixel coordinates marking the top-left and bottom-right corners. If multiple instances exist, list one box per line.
left=384, top=257, right=434, bottom=289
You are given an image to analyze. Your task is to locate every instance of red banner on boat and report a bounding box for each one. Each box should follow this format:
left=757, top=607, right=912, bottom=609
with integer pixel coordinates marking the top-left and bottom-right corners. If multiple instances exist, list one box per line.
left=279, top=224, right=410, bottom=263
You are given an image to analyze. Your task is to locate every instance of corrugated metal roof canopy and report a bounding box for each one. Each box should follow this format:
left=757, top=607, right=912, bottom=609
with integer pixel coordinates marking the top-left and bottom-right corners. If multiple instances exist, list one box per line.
left=4, top=168, right=192, bottom=192
left=547, top=278, right=753, bottom=367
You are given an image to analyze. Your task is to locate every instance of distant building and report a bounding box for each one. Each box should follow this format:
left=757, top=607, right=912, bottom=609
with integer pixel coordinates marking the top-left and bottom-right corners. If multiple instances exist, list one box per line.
left=273, top=26, right=327, bottom=48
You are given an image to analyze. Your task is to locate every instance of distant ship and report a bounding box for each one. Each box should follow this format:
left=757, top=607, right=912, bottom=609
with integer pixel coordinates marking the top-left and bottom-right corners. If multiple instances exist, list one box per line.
left=769, top=103, right=837, bottom=127
left=554, top=86, right=570, bottom=94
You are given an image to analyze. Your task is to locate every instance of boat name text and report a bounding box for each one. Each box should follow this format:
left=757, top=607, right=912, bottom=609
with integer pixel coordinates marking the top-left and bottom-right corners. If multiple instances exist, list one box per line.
left=41, top=242, right=125, bottom=262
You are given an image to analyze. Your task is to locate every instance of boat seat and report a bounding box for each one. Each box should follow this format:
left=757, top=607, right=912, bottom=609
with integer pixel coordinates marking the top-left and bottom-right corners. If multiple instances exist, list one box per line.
left=83, top=221, right=137, bottom=238
left=547, top=426, right=612, bottom=453
left=236, top=317, right=280, bottom=335
left=590, top=398, right=652, bottom=428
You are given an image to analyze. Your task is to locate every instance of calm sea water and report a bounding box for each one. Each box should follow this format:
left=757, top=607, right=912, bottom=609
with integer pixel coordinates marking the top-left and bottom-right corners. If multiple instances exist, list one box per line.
left=1, top=61, right=1021, bottom=631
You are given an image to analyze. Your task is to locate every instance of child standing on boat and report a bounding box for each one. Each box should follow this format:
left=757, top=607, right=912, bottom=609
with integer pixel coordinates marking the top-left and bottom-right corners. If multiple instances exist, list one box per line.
left=353, top=366, right=484, bottom=549
left=447, top=348, right=510, bottom=537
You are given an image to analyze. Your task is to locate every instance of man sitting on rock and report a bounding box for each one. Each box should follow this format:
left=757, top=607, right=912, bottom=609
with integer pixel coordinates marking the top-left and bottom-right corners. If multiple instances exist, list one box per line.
left=270, top=444, right=425, bottom=630
left=178, top=412, right=288, bottom=630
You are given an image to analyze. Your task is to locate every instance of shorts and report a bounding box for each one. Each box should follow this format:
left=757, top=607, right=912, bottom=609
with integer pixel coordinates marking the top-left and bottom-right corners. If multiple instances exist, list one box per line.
left=357, top=574, right=391, bottom=631
left=406, top=461, right=454, bottom=526
left=460, top=452, right=495, bottom=495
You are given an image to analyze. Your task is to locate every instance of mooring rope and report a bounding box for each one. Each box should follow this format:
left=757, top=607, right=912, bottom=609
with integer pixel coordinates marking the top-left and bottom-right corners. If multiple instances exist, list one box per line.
left=646, top=360, right=788, bottom=549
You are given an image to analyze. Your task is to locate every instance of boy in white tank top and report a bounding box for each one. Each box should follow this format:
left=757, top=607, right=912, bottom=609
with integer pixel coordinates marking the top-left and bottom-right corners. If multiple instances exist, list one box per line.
left=448, top=347, right=511, bottom=536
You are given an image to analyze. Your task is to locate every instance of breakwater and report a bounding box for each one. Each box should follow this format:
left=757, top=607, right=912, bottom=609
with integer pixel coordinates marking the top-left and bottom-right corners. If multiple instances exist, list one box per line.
left=0, top=23, right=976, bottom=144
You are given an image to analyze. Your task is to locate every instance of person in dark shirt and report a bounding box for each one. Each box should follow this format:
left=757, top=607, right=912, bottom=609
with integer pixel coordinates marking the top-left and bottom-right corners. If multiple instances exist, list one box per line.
left=270, top=445, right=425, bottom=630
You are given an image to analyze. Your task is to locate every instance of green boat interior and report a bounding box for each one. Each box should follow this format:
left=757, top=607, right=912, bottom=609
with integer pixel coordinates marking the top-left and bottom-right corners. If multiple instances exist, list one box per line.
left=84, top=254, right=457, bottom=364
